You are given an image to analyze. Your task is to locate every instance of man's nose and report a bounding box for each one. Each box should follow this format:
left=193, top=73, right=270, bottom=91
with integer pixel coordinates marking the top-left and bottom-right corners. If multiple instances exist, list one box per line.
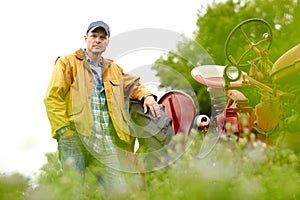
left=95, top=37, right=103, bottom=42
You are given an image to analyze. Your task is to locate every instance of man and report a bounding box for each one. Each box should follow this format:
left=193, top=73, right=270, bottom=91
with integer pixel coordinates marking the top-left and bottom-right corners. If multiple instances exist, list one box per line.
left=44, top=20, right=161, bottom=195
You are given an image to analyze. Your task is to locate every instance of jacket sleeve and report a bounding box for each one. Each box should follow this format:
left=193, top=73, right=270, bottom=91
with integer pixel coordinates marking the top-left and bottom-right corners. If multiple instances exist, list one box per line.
left=122, top=72, right=154, bottom=100
left=44, top=56, right=73, bottom=138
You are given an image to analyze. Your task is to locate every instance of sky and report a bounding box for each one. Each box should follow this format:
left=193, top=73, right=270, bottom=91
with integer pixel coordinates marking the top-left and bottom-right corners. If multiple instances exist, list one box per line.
left=0, top=0, right=217, bottom=176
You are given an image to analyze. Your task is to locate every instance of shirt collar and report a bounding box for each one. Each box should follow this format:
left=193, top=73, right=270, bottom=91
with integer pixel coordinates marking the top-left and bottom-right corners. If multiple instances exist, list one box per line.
left=83, top=49, right=102, bottom=67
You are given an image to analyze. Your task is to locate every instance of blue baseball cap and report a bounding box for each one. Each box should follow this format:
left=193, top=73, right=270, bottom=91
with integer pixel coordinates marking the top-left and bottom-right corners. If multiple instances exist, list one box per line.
left=86, top=21, right=110, bottom=37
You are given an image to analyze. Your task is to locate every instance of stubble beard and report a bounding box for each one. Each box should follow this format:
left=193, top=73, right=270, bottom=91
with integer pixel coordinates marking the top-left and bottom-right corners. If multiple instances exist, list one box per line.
left=91, top=48, right=105, bottom=56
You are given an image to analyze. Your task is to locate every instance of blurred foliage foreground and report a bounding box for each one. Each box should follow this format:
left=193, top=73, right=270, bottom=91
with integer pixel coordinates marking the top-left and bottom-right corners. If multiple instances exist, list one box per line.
left=1, top=129, right=300, bottom=200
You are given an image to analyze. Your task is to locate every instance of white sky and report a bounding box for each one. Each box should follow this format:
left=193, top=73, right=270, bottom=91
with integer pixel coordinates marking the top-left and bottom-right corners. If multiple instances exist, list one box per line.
left=0, top=0, right=215, bottom=176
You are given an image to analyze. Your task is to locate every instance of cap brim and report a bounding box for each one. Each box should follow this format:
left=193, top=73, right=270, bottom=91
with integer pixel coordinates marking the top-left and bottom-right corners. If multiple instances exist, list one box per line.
left=89, top=26, right=108, bottom=34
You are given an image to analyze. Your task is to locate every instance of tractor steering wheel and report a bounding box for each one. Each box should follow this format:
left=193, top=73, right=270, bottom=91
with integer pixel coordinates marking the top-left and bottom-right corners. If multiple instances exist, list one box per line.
left=224, top=18, right=273, bottom=70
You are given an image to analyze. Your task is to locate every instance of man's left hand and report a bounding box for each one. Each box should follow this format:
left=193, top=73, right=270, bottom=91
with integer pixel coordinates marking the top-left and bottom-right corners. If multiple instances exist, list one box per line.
left=143, top=96, right=161, bottom=117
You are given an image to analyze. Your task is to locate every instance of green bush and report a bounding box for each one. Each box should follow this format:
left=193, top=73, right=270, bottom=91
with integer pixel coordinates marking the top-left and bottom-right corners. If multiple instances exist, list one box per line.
left=1, top=131, right=300, bottom=200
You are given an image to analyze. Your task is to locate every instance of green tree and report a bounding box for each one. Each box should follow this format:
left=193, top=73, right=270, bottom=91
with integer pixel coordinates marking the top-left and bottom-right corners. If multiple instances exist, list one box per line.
left=152, top=35, right=215, bottom=116
left=152, top=0, right=300, bottom=116
left=196, top=0, right=300, bottom=64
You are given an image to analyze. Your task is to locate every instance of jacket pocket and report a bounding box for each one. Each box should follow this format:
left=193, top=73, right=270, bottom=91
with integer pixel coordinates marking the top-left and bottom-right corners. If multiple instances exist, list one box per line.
left=109, top=80, right=120, bottom=86
left=68, top=102, right=85, bottom=117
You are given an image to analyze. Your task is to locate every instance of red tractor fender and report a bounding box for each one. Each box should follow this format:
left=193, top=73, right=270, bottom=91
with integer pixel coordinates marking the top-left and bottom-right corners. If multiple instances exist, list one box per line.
left=158, top=90, right=196, bottom=135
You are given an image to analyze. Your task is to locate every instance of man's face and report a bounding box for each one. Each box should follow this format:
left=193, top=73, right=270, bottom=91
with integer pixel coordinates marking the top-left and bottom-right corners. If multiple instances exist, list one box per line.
left=85, top=28, right=109, bottom=55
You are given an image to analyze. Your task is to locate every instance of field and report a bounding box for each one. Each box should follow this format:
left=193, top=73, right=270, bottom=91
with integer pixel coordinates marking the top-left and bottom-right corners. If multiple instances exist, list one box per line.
left=1, top=129, right=300, bottom=200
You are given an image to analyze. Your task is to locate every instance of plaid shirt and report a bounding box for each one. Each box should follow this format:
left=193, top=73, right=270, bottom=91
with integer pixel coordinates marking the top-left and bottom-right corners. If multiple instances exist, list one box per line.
left=81, top=50, right=117, bottom=155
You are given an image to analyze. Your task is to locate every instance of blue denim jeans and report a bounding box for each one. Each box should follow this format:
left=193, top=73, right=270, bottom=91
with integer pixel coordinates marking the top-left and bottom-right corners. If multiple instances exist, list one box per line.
left=57, top=133, right=127, bottom=194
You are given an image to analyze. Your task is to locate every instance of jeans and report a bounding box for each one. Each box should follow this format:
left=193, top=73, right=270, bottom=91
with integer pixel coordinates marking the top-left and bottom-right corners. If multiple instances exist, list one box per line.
left=57, top=133, right=128, bottom=195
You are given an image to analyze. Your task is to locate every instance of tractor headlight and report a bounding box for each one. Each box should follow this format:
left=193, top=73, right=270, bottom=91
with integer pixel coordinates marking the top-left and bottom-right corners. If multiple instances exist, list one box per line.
left=224, top=65, right=241, bottom=82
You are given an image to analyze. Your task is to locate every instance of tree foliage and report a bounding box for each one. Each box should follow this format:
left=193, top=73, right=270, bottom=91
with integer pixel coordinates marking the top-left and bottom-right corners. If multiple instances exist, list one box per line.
left=152, top=0, right=300, bottom=116
left=196, top=0, right=300, bottom=63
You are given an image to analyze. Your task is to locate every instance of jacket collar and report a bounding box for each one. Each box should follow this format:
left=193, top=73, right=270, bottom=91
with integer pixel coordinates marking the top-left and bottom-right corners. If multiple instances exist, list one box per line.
left=102, top=57, right=112, bottom=72
left=75, top=48, right=112, bottom=69
left=75, top=48, right=85, bottom=60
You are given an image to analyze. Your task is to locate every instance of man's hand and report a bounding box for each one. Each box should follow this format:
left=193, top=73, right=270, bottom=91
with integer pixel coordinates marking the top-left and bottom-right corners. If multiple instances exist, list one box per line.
left=143, top=95, right=161, bottom=117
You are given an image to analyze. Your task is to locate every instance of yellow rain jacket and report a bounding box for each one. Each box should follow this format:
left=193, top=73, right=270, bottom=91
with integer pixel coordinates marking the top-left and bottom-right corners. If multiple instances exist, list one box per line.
left=44, top=48, right=153, bottom=144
